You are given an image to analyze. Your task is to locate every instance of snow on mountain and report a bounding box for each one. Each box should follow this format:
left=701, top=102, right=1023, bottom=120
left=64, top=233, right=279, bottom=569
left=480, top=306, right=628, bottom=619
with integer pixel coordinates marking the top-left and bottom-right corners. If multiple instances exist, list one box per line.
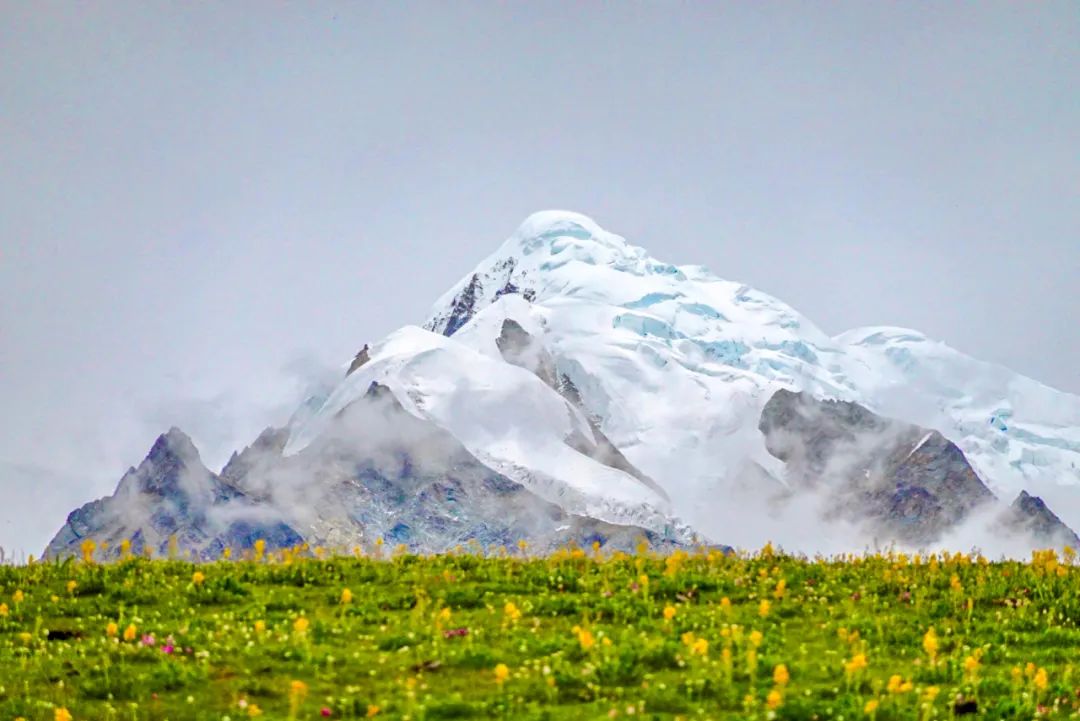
left=45, top=210, right=1080, bottom=556
left=397, top=210, right=1079, bottom=538
left=283, top=320, right=675, bottom=534
left=836, top=327, right=1080, bottom=508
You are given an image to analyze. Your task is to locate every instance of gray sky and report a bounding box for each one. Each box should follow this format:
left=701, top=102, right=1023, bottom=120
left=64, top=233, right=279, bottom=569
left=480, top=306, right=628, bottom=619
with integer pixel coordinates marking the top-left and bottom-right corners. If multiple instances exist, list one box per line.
left=1, top=2, right=1077, bottom=556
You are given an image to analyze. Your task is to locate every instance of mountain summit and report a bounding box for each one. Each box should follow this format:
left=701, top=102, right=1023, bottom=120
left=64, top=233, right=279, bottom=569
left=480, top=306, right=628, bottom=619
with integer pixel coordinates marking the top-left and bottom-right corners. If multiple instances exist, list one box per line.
left=47, top=212, right=1080, bottom=557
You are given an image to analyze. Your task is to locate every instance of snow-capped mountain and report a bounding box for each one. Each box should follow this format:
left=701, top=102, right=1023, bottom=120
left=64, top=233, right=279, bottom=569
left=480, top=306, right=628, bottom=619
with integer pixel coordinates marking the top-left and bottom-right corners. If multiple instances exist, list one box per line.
left=358, top=211, right=1080, bottom=541
left=47, top=211, right=1080, bottom=557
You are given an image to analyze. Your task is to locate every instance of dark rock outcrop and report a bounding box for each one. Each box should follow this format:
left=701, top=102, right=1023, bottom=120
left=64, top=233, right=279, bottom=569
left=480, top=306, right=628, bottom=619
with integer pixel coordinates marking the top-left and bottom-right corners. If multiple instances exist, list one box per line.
left=246, top=381, right=687, bottom=553
left=759, top=389, right=996, bottom=544
left=346, top=344, right=371, bottom=375
left=495, top=319, right=670, bottom=503
left=1001, top=491, right=1080, bottom=549
left=426, top=257, right=535, bottom=337
left=221, top=426, right=289, bottom=487
left=759, top=389, right=1080, bottom=549
left=45, top=428, right=301, bottom=560
left=441, top=273, right=483, bottom=336
left=47, top=386, right=689, bottom=560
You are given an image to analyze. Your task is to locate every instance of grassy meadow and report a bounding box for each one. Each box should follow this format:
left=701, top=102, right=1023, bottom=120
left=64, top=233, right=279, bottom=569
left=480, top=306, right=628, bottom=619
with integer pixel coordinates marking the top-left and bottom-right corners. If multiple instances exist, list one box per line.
left=1, top=541, right=1079, bottom=720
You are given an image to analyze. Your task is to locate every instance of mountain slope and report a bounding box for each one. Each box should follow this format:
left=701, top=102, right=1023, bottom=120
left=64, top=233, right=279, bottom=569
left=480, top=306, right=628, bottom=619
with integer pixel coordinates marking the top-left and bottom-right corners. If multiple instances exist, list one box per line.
left=284, top=317, right=677, bottom=535
left=46, top=429, right=302, bottom=559
left=46, top=211, right=1080, bottom=556
left=47, top=382, right=691, bottom=558
left=409, top=211, right=1080, bottom=540
left=759, top=389, right=995, bottom=542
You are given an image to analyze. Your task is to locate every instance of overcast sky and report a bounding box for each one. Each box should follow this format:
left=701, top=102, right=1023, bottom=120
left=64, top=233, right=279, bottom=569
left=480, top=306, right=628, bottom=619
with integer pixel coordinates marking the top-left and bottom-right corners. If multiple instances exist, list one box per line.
left=1, top=2, right=1077, bottom=556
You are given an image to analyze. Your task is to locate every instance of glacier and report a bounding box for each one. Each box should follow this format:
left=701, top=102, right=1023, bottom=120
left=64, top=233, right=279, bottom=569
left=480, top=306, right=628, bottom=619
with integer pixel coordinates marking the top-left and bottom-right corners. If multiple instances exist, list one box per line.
left=46, top=210, right=1080, bottom=557
left=292, top=210, right=1080, bottom=544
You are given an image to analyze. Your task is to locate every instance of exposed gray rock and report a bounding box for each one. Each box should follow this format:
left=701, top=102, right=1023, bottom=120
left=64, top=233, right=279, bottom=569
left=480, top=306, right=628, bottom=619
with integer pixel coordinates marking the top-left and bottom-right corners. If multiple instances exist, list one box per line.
left=346, top=344, right=371, bottom=376
left=440, top=273, right=484, bottom=337
left=45, top=428, right=302, bottom=560
left=759, top=389, right=1080, bottom=549
left=221, top=426, right=289, bottom=487
left=1001, top=491, right=1080, bottom=549
left=230, top=381, right=690, bottom=553
left=760, top=389, right=996, bottom=544
left=426, top=257, right=535, bottom=337
left=47, top=384, right=693, bottom=560
left=495, top=319, right=670, bottom=503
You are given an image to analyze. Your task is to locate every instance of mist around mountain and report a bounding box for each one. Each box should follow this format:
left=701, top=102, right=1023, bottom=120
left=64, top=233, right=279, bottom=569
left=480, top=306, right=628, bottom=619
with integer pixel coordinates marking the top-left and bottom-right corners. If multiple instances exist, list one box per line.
left=42, top=212, right=1080, bottom=560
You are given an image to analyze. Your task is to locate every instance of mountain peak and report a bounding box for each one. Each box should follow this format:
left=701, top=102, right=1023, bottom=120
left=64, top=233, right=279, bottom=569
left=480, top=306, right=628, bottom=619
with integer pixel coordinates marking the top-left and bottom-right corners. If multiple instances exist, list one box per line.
left=497, top=210, right=647, bottom=269
left=147, top=426, right=201, bottom=466
left=505, top=210, right=607, bottom=252
left=425, top=210, right=690, bottom=336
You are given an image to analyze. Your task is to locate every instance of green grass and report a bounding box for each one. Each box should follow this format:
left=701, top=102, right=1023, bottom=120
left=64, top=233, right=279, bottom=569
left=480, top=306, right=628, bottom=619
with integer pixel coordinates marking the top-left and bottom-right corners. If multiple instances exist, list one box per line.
left=1, top=545, right=1079, bottom=720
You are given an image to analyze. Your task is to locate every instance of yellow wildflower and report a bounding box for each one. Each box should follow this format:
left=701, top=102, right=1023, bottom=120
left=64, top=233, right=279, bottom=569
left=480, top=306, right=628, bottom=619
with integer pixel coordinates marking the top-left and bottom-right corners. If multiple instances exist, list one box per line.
left=494, top=663, right=510, bottom=684
left=288, top=680, right=308, bottom=715
left=340, top=588, right=353, bottom=605
left=691, top=637, right=709, bottom=656
left=293, top=617, right=310, bottom=635
left=578, top=627, right=595, bottom=650
left=13, top=590, right=24, bottom=603
left=922, top=627, right=938, bottom=663
left=749, top=630, right=764, bottom=648
left=864, top=699, right=879, bottom=714
left=759, top=599, right=771, bottom=617
left=766, top=689, right=783, bottom=710
left=1034, top=667, right=1048, bottom=691
left=55, top=709, right=73, bottom=721
left=106, top=621, right=118, bottom=637
left=504, top=601, right=522, bottom=622
left=963, top=652, right=980, bottom=678
left=844, top=653, right=868, bottom=677
left=366, top=705, right=380, bottom=718
left=123, top=624, right=137, bottom=642
left=66, top=580, right=78, bottom=594
left=773, top=664, right=789, bottom=686
left=663, top=605, right=677, bottom=621
left=191, top=571, right=205, bottom=586
left=0, top=603, right=7, bottom=617
left=80, top=538, right=97, bottom=563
